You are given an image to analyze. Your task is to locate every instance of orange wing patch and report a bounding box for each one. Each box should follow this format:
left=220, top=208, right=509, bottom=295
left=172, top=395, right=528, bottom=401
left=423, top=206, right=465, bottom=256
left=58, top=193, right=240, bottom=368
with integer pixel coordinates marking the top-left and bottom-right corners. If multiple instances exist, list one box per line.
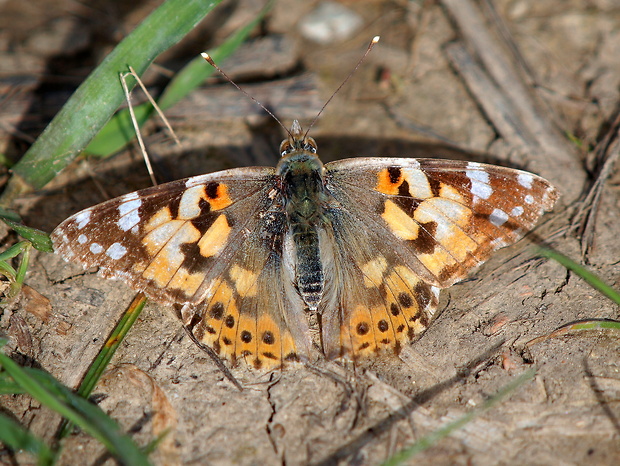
left=340, top=262, right=439, bottom=360
left=197, top=214, right=231, bottom=258
left=186, top=274, right=299, bottom=370
left=142, top=222, right=200, bottom=288
left=204, top=182, right=233, bottom=211
left=376, top=166, right=434, bottom=199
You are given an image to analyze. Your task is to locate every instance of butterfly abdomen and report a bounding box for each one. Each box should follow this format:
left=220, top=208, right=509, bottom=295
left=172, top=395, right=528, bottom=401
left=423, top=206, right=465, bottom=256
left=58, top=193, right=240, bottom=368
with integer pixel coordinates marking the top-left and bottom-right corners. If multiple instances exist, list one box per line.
left=290, top=222, right=324, bottom=310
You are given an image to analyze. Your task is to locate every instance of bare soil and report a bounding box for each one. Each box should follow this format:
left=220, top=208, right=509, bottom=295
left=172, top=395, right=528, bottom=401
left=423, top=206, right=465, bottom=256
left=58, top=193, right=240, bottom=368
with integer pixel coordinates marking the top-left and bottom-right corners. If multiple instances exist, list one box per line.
left=1, top=0, right=620, bottom=464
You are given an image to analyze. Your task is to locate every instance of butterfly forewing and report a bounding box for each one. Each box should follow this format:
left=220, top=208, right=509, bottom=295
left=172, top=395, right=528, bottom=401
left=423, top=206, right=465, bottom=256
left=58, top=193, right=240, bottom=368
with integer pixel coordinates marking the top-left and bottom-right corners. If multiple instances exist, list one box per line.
left=326, top=158, right=558, bottom=288
left=52, top=168, right=276, bottom=306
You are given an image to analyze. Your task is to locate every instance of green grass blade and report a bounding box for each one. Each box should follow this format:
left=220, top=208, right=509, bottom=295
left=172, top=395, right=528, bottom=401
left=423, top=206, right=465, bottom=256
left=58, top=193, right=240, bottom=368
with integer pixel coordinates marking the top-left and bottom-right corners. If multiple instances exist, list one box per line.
left=0, top=374, right=25, bottom=394
left=85, top=4, right=268, bottom=157
left=158, top=1, right=271, bottom=110
left=383, top=368, right=536, bottom=465
left=0, top=241, right=31, bottom=302
left=0, top=261, right=17, bottom=283
left=0, top=206, right=21, bottom=223
left=85, top=104, right=154, bottom=158
left=0, top=0, right=223, bottom=207
left=0, top=241, right=30, bottom=262
left=0, top=353, right=151, bottom=465
left=0, top=220, right=53, bottom=253
left=0, top=414, right=54, bottom=465
left=537, top=247, right=620, bottom=305
left=526, top=318, right=620, bottom=348
left=566, top=319, right=620, bottom=330
left=78, top=294, right=148, bottom=399
left=56, top=294, right=148, bottom=443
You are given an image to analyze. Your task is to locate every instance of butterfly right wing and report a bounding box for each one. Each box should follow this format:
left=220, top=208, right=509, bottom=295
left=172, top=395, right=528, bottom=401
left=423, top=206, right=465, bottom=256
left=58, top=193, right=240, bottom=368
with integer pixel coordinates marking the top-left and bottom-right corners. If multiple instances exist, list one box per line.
left=318, top=157, right=558, bottom=360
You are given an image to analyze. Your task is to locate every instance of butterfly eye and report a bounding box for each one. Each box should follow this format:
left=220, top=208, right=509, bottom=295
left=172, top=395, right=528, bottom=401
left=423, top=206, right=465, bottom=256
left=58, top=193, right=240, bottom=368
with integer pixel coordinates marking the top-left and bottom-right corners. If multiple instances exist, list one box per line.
left=279, top=141, right=292, bottom=157
left=304, top=137, right=318, bottom=153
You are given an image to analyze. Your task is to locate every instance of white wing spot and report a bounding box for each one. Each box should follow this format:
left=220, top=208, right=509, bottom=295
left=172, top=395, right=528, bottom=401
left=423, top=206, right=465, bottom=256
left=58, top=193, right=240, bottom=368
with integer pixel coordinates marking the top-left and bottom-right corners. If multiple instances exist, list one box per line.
left=120, top=191, right=140, bottom=205
left=489, top=208, right=509, bottom=227
left=402, top=168, right=433, bottom=199
left=118, top=210, right=141, bottom=232
left=511, top=206, right=524, bottom=217
left=525, top=194, right=535, bottom=204
left=518, top=173, right=534, bottom=189
left=77, top=234, right=88, bottom=244
left=90, top=243, right=103, bottom=254
left=118, top=196, right=142, bottom=216
left=75, top=211, right=91, bottom=229
left=466, top=165, right=493, bottom=200
left=117, top=196, right=142, bottom=232
left=106, top=242, right=127, bottom=260
left=179, top=185, right=206, bottom=219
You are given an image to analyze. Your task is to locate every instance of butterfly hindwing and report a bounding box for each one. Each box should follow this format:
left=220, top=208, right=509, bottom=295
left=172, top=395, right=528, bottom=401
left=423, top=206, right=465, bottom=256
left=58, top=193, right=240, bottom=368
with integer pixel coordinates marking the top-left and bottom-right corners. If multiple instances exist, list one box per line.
left=180, top=214, right=316, bottom=369
left=319, top=209, right=441, bottom=359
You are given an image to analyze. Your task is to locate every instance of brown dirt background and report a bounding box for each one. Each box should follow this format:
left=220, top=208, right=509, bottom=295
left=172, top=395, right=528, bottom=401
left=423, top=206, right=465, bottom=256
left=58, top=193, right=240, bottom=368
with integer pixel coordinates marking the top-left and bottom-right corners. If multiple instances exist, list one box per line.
left=2, top=0, right=620, bottom=464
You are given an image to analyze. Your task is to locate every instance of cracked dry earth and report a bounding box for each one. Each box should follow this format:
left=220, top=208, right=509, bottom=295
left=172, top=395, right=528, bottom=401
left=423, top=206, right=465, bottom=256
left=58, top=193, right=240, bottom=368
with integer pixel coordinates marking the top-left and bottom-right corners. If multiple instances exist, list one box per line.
left=2, top=0, right=620, bottom=465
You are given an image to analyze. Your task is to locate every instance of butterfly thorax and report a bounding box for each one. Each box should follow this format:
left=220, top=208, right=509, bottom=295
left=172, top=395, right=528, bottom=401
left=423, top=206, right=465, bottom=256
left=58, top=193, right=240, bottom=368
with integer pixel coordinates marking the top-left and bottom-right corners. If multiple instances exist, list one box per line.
left=276, top=124, right=330, bottom=312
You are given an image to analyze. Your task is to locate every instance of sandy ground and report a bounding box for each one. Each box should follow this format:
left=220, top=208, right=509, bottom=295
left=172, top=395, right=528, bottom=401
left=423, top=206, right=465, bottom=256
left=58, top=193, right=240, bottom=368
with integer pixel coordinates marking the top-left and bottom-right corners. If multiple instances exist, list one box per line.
left=1, top=0, right=620, bottom=464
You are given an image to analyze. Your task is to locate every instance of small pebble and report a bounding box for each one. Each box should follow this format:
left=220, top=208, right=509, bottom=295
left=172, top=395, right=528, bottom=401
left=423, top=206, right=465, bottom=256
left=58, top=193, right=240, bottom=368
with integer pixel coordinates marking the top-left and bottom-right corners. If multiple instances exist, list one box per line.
left=299, top=1, right=363, bottom=45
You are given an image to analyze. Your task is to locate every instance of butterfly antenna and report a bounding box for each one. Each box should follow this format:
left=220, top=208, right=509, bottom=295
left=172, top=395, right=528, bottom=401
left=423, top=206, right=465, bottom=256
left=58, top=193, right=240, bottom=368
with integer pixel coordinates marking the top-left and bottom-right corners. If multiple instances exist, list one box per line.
left=201, top=52, right=293, bottom=139
left=303, top=35, right=380, bottom=140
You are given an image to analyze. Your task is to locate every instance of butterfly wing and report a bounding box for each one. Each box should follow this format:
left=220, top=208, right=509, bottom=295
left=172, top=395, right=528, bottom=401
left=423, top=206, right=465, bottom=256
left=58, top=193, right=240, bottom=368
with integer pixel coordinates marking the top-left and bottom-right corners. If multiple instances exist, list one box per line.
left=318, top=209, right=441, bottom=359
left=52, top=167, right=314, bottom=369
left=177, top=205, right=316, bottom=369
left=320, top=157, right=558, bottom=358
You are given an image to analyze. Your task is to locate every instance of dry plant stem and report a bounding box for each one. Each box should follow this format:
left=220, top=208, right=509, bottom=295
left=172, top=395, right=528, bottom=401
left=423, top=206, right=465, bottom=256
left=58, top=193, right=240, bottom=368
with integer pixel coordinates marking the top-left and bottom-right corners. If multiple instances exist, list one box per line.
left=572, top=121, right=620, bottom=258
left=440, top=0, right=585, bottom=203
left=120, top=67, right=241, bottom=388
left=120, top=69, right=157, bottom=187
left=124, top=66, right=181, bottom=147
left=120, top=66, right=183, bottom=187
left=480, top=0, right=537, bottom=84
left=444, top=43, right=526, bottom=146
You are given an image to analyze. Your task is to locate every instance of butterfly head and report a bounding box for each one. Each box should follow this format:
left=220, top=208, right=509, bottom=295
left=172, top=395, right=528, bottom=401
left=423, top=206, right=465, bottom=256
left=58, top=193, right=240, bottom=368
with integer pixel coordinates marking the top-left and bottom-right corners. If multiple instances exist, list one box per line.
left=279, top=120, right=317, bottom=157
left=275, top=121, right=327, bottom=215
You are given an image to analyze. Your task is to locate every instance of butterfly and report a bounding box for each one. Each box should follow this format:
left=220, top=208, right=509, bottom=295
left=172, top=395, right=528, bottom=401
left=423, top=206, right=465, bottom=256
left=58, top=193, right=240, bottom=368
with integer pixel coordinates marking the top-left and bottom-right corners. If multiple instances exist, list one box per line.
left=51, top=120, right=558, bottom=370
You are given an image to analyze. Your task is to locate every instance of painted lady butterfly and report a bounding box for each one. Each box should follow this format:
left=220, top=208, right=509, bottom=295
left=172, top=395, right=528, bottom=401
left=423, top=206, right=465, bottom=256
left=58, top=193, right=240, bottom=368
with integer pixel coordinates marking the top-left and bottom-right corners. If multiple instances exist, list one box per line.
left=52, top=120, right=558, bottom=370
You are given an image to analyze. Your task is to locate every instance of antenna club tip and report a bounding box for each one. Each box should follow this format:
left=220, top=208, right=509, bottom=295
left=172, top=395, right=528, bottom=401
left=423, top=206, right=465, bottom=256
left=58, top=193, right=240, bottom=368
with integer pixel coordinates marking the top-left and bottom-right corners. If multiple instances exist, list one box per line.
left=201, top=52, right=214, bottom=64
left=372, top=36, right=380, bottom=43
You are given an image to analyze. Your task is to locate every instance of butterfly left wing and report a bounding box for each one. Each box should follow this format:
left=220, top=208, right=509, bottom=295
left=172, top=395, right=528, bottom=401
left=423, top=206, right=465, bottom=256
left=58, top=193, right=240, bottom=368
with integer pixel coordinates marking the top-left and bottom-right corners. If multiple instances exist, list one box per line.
left=52, top=167, right=320, bottom=369
left=319, top=157, right=558, bottom=359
